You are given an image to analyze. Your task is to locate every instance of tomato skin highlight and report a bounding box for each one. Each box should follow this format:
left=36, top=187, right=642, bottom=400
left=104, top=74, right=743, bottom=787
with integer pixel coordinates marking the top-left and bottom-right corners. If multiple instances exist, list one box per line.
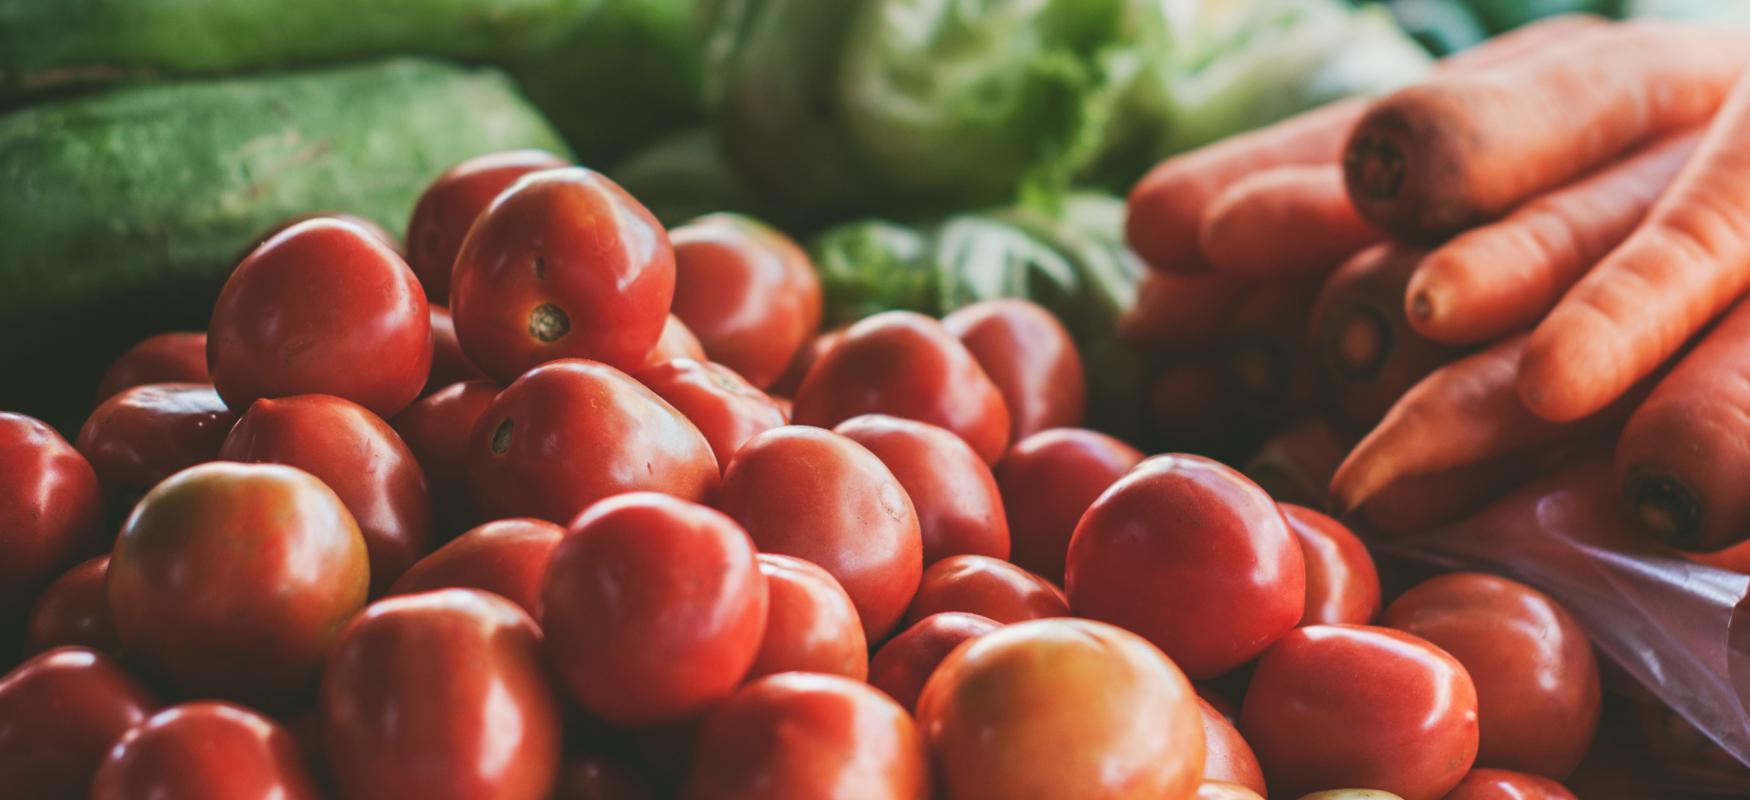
left=76, top=383, right=237, bottom=494
left=90, top=701, right=323, bottom=800
left=902, top=554, right=1067, bottom=626
left=869, top=611, right=1000, bottom=712
left=0, top=413, right=106, bottom=635
left=1281, top=504, right=1381, bottom=626
left=1443, top=768, right=1578, bottom=800
left=669, top=213, right=823, bottom=389
left=0, top=647, right=158, bottom=800
left=406, top=150, right=570, bottom=302
left=387, top=518, right=564, bottom=619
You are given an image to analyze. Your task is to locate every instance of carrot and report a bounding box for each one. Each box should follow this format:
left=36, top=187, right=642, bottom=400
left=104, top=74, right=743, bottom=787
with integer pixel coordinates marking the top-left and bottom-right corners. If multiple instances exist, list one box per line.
left=1407, top=129, right=1703, bottom=345
left=1356, top=453, right=1537, bottom=538
left=1344, top=20, right=1750, bottom=240
left=1199, top=165, right=1381, bottom=277
left=1520, top=67, right=1750, bottom=423
left=1220, top=277, right=1321, bottom=422
left=1241, top=418, right=1352, bottom=511
left=1145, top=356, right=1234, bottom=452
left=1117, top=269, right=1248, bottom=352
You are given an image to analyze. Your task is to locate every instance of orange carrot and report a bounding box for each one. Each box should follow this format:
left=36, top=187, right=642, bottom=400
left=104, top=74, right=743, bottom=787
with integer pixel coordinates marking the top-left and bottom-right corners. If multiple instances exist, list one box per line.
left=1521, top=66, right=1750, bottom=423
left=1357, top=453, right=1537, bottom=538
left=1407, top=129, right=1703, bottom=345
left=1242, top=418, right=1352, bottom=511
left=1220, top=277, right=1321, bottom=422
left=1118, top=269, right=1249, bottom=352
left=1199, top=165, right=1381, bottom=277
left=1345, top=20, right=1749, bottom=240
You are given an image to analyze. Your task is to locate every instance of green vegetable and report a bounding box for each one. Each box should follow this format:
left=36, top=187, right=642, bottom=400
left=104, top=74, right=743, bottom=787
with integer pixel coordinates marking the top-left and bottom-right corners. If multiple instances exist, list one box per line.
left=1464, top=0, right=1616, bottom=32
left=1624, top=0, right=1750, bottom=25
left=610, top=128, right=772, bottom=227
left=1384, top=0, right=1490, bottom=56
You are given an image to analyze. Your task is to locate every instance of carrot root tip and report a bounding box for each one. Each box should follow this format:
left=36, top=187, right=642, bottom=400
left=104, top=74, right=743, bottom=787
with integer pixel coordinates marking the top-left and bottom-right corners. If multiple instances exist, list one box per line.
left=1409, top=291, right=1433, bottom=322
left=1345, top=135, right=1406, bottom=202
left=1626, top=471, right=1706, bottom=550
left=1327, top=308, right=1390, bottom=380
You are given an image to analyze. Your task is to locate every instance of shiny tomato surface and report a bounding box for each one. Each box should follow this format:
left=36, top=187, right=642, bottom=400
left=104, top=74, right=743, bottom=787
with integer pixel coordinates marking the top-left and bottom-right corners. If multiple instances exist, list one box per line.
left=209, top=217, right=431, bottom=418
left=903, top=554, right=1067, bottom=626
left=669, top=213, right=822, bottom=389
left=1239, top=624, right=1479, bottom=800
left=836, top=414, right=1010, bottom=564
left=682, top=672, right=930, bottom=800
left=995, top=427, right=1144, bottom=584
left=450, top=167, right=674, bottom=380
left=108, top=462, right=369, bottom=702
left=749, top=553, right=868, bottom=681
left=793, top=311, right=1011, bottom=463
left=942, top=298, right=1086, bottom=441
left=90, top=702, right=322, bottom=800
left=391, top=379, right=499, bottom=516
left=1067, top=453, right=1305, bottom=678
left=95, top=332, right=209, bottom=402
left=322, top=589, right=561, bottom=800
left=25, top=556, right=115, bottom=655
left=713, top=426, right=923, bottom=640
left=1282, top=504, right=1380, bottom=626
left=0, top=647, right=157, bottom=800
left=648, top=314, right=708, bottom=365
left=868, top=611, right=999, bottom=712
left=467, top=359, right=717, bottom=523
left=405, top=149, right=570, bottom=301
left=0, top=414, right=105, bottom=629
left=75, top=383, right=236, bottom=493
left=634, top=358, right=786, bottom=469
left=426, top=306, right=489, bottom=391
left=1442, top=769, right=1577, bottom=800
left=917, top=617, right=1205, bottom=800
left=1200, top=697, right=1266, bottom=794
left=387, top=518, right=564, bottom=618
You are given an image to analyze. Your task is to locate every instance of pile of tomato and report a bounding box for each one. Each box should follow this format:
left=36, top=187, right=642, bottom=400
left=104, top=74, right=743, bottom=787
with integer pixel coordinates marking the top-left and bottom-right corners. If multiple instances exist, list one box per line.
left=0, top=152, right=1600, bottom=800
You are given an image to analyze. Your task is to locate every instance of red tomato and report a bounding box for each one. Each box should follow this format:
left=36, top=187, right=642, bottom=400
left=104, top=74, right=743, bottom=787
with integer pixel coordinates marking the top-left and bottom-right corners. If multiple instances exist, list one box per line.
left=1282, top=504, right=1380, bottom=626
left=0, top=414, right=104, bottom=631
left=209, top=218, right=432, bottom=418
left=649, top=314, right=708, bottom=365
left=387, top=518, right=563, bottom=618
left=543, top=493, right=767, bottom=725
left=1443, top=769, right=1577, bottom=800
left=467, top=359, right=717, bottom=522
left=713, top=426, right=923, bottom=640
left=1239, top=624, right=1479, bottom=800
left=75, top=383, right=236, bottom=493
left=95, top=332, right=209, bottom=402
left=552, top=752, right=657, bottom=800
left=1197, top=782, right=1265, bottom=800
left=1066, top=453, right=1305, bottom=678
left=391, top=379, right=499, bottom=517
left=942, top=298, right=1086, bottom=440
left=634, top=358, right=786, bottom=469
left=793, top=311, right=1012, bottom=463
left=1380, top=573, right=1599, bottom=779
left=322, top=589, right=561, bottom=800
left=26, top=556, right=114, bottom=655
left=767, top=327, right=844, bottom=398
left=426, top=306, right=488, bottom=391
left=241, top=212, right=401, bottom=260
left=669, top=214, right=822, bottom=389
left=868, top=611, right=999, bottom=711
left=0, top=648, right=157, bottom=799
left=835, top=414, right=1010, bottom=564
left=994, top=427, right=1144, bottom=584
left=406, top=149, right=570, bottom=301
left=918, top=617, right=1206, bottom=800
left=108, top=462, right=369, bottom=702
left=682, top=672, right=929, bottom=800
left=221, top=394, right=435, bottom=593
left=90, top=702, right=321, bottom=800
left=1297, top=792, right=1406, bottom=799
left=774, top=396, right=793, bottom=422
left=903, top=554, right=1066, bottom=626
left=1200, top=697, right=1266, bottom=794
left=450, top=167, right=674, bottom=380
left=749, top=553, right=868, bottom=681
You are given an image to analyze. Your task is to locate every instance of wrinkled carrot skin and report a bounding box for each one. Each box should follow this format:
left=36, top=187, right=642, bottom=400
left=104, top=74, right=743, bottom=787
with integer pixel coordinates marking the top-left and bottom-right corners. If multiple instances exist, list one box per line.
left=1407, top=130, right=1702, bottom=345
left=1221, top=277, right=1321, bottom=422
left=1357, top=453, right=1537, bottom=538
left=1521, top=66, right=1750, bottom=423
left=1200, top=165, right=1381, bottom=278
left=1117, top=269, right=1248, bottom=352
left=1345, top=21, right=1750, bottom=241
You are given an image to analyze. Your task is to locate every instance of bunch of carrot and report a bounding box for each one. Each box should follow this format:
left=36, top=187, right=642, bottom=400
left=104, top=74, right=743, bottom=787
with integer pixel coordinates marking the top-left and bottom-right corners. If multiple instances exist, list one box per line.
left=1124, top=14, right=1750, bottom=554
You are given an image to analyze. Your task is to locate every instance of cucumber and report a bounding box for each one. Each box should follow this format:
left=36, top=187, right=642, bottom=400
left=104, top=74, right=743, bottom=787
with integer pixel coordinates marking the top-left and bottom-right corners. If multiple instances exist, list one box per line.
left=0, top=57, right=569, bottom=427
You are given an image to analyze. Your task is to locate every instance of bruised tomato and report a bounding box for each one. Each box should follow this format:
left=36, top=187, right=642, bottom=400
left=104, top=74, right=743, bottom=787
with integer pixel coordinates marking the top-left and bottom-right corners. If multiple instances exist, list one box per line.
left=108, top=462, right=369, bottom=702
left=0, top=414, right=104, bottom=633
left=835, top=414, right=1010, bottom=564
left=1282, top=504, right=1380, bottom=626
left=450, top=167, right=674, bottom=380
left=91, top=702, right=322, bottom=800
left=26, top=556, right=115, bottom=655
left=391, top=379, right=499, bottom=519
left=995, top=427, right=1144, bottom=584
left=1199, top=697, right=1266, bottom=794
left=1067, top=454, right=1305, bottom=678
left=543, top=494, right=767, bottom=726
left=713, top=426, right=923, bottom=640
left=669, top=214, right=822, bottom=388
left=868, top=612, right=999, bottom=712
left=749, top=553, right=868, bottom=681
left=648, top=314, right=708, bottom=365
left=1443, top=769, right=1577, bottom=800
left=406, top=150, right=570, bottom=301
left=426, top=306, right=489, bottom=391
left=95, top=332, right=209, bottom=402
left=0, top=647, right=157, bottom=800
left=903, top=554, right=1066, bottom=626
left=76, top=384, right=236, bottom=493
left=209, top=218, right=431, bottom=418
left=943, top=299, right=1085, bottom=441
left=682, top=672, right=929, bottom=800
left=322, top=589, right=561, bottom=800
left=387, top=518, right=564, bottom=618
left=918, top=618, right=1205, bottom=800
left=794, top=311, right=1011, bottom=463
left=634, top=359, right=786, bottom=469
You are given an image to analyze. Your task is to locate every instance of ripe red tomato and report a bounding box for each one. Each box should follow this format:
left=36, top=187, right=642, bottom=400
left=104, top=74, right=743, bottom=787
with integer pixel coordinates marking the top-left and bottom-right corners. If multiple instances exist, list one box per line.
left=467, top=359, right=717, bottom=523
left=387, top=518, right=563, bottom=618
left=426, top=306, right=489, bottom=391
left=749, top=553, right=868, bottom=681
left=75, top=383, right=236, bottom=493
left=767, top=327, right=844, bottom=398
left=793, top=311, right=1012, bottom=463
left=1239, top=624, right=1479, bottom=800
left=90, top=702, right=321, bottom=800
left=0, top=648, right=157, bottom=799
left=648, top=314, right=708, bottom=365
left=1066, top=454, right=1305, bottom=678
left=95, top=332, right=209, bottom=402
left=391, top=379, right=499, bottom=516
left=1380, top=573, right=1600, bottom=779
left=1281, top=504, right=1380, bottom=626
left=1443, top=769, right=1577, bottom=800
left=995, top=427, right=1144, bottom=584
left=322, top=589, right=561, bottom=800
left=942, top=298, right=1086, bottom=441
left=1196, top=782, right=1265, bottom=800
left=713, top=426, right=923, bottom=640
left=406, top=149, right=570, bottom=301
left=451, top=167, right=674, bottom=380
left=634, top=358, right=786, bottom=469
left=682, top=672, right=930, bottom=800
left=209, top=218, right=432, bottom=418
left=868, top=611, right=999, bottom=711
left=544, top=493, right=767, bottom=726
left=108, top=462, right=369, bottom=702
left=26, top=556, right=114, bottom=655
left=241, top=212, right=402, bottom=261
left=221, top=394, right=434, bottom=593
left=1199, top=697, right=1266, bottom=794
left=903, top=554, right=1066, bottom=626
left=552, top=752, right=657, bottom=800
left=918, top=617, right=1206, bottom=800
left=835, top=414, right=1010, bottom=564
left=669, top=214, right=822, bottom=389
left=0, top=414, right=104, bottom=631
